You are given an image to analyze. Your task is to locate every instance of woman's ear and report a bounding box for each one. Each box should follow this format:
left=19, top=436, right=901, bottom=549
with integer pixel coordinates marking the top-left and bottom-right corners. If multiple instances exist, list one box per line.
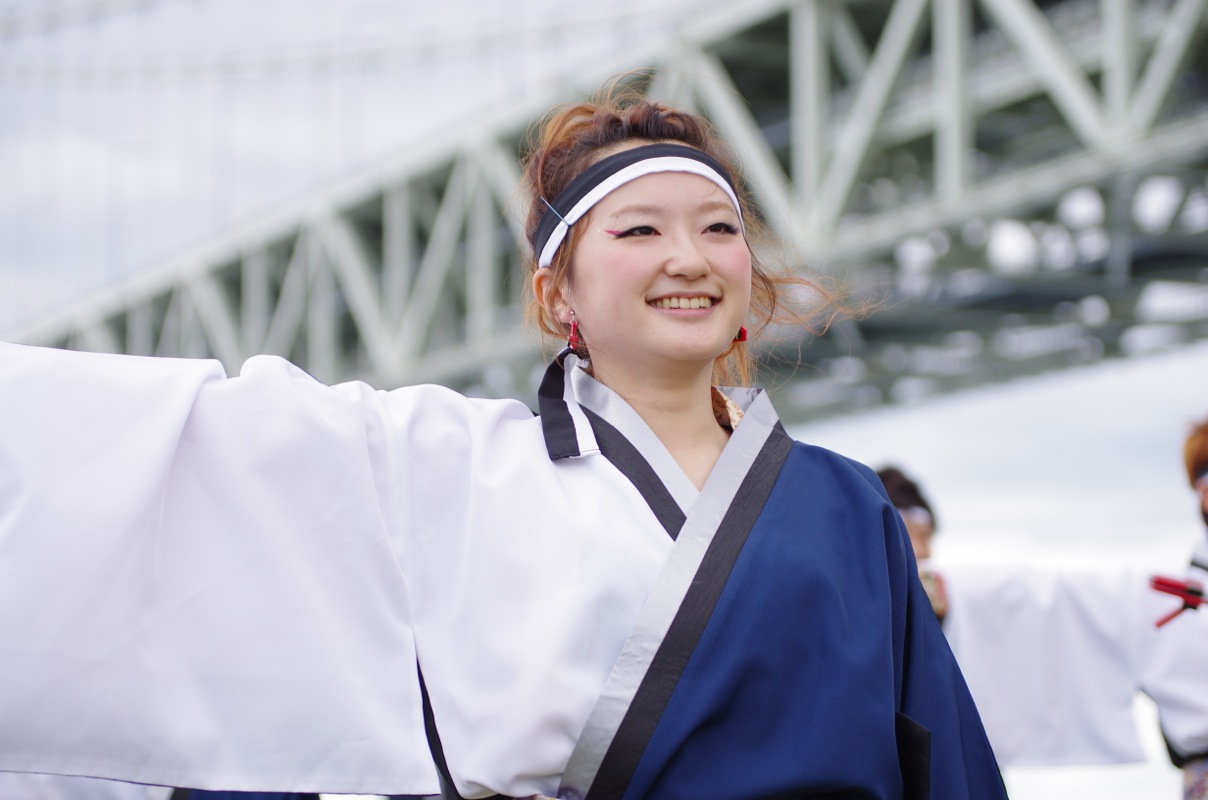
left=532, top=269, right=570, bottom=324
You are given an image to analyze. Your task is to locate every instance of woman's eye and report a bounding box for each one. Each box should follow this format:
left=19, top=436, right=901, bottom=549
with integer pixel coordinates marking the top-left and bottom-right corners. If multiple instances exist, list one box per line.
left=610, top=225, right=657, bottom=238
left=706, top=222, right=740, bottom=235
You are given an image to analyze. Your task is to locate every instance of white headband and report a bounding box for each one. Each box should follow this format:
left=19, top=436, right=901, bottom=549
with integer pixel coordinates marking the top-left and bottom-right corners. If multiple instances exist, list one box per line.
left=532, top=143, right=744, bottom=269
left=898, top=506, right=934, bottom=528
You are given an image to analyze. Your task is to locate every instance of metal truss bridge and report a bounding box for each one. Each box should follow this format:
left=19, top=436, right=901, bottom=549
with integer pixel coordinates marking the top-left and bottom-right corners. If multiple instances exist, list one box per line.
left=10, top=0, right=1208, bottom=421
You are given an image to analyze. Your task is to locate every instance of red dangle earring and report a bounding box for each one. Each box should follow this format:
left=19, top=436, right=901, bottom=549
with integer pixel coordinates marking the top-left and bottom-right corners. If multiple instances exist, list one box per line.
left=567, top=311, right=581, bottom=351
left=733, top=326, right=748, bottom=342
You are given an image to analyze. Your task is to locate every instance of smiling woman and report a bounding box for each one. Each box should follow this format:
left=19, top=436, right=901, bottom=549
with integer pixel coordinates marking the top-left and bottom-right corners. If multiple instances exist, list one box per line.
left=527, top=99, right=833, bottom=381
left=535, top=160, right=754, bottom=488
left=523, top=94, right=836, bottom=490
left=0, top=86, right=1007, bottom=800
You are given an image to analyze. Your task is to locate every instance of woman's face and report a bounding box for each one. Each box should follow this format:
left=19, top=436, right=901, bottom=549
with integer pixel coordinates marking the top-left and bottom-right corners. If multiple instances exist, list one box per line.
left=902, top=514, right=935, bottom=561
left=550, top=170, right=752, bottom=384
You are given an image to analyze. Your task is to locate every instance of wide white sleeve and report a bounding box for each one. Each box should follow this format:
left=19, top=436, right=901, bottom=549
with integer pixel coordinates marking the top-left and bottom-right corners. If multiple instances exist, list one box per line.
left=942, top=563, right=1150, bottom=766
left=0, top=342, right=440, bottom=795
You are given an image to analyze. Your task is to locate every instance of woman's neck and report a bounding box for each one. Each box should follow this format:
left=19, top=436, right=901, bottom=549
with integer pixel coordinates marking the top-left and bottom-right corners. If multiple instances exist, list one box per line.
left=591, top=360, right=730, bottom=490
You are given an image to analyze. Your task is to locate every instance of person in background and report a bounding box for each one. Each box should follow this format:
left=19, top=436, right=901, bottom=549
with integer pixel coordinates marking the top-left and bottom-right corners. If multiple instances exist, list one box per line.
left=877, top=466, right=948, bottom=624
left=902, top=425, right=1208, bottom=780
left=1171, top=416, right=1208, bottom=799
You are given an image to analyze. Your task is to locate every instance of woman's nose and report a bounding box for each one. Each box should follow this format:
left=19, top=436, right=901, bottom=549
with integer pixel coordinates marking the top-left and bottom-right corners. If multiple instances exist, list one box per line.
left=662, top=233, right=710, bottom=278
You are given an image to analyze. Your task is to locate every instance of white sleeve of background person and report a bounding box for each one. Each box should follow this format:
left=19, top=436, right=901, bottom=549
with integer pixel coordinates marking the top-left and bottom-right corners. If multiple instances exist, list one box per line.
left=0, top=342, right=440, bottom=795
left=1140, top=549, right=1208, bottom=760
left=943, top=563, right=1148, bottom=765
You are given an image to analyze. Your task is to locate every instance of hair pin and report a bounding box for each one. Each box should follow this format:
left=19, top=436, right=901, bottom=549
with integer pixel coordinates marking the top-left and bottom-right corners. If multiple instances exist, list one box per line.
left=539, top=196, right=570, bottom=227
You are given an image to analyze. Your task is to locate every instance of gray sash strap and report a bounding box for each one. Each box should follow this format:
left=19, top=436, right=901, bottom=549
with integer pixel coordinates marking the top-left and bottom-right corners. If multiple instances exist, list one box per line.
left=556, top=392, right=787, bottom=799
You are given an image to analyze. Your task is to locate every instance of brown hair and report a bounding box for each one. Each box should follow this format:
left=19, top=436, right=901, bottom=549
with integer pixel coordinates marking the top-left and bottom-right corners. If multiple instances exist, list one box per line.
left=1184, top=416, right=1208, bottom=487
left=521, top=83, right=843, bottom=386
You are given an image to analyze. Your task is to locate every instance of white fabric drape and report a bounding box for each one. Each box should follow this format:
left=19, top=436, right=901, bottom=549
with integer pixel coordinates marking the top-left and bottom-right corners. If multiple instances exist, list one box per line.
left=0, top=343, right=683, bottom=798
left=0, top=345, right=438, bottom=793
left=944, top=561, right=1208, bottom=766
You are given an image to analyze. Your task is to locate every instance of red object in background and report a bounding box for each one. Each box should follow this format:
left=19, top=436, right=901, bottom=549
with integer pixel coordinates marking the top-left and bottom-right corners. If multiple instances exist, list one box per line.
left=1151, top=575, right=1206, bottom=627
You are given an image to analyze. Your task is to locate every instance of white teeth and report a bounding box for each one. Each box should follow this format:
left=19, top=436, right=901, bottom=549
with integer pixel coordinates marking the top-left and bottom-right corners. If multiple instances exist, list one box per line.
left=653, top=296, right=714, bottom=309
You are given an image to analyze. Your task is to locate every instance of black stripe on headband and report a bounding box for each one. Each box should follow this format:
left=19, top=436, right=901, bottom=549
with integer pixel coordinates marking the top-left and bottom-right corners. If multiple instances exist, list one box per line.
left=531, top=142, right=740, bottom=268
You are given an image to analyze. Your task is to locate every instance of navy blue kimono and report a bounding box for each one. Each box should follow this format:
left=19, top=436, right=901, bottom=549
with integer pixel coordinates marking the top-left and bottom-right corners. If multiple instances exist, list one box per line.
left=536, top=356, right=1006, bottom=800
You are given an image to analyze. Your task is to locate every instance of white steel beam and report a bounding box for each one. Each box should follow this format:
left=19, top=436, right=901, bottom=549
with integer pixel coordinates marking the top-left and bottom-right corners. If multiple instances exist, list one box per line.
left=241, top=249, right=271, bottom=357
left=810, top=0, right=929, bottom=237
left=790, top=0, right=830, bottom=205
left=262, top=231, right=313, bottom=358
left=155, top=291, right=182, bottom=359
left=824, top=110, right=1208, bottom=262
left=978, top=0, right=1108, bottom=146
left=315, top=214, right=393, bottom=372
left=474, top=141, right=528, bottom=247
left=382, top=184, right=415, bottom=326
left=688, top=49, right=800, bottom=245
left=1103, top=0, right=1138, bottom=134
left=467, top=159, right=497, bottom=343
left=79, top=318, right=119, bottom=355
left=875, top=0, right=1169, bottom=145
left=187, top=273, right=242, bottom=369
left=1128, top=0, right=1207, bottom=134
left=307, top=234, right=339, bottom=381
left=126, top=303, right=154, bottom=356
left=646, top=65, right=695, bottom=108
left=830, top=4, right=872, bottom=84
left=395, top=158, right=472, bottom=368
left=177, top=288, right=206, bottom=361
left=935, top=0, right=973, bottom=201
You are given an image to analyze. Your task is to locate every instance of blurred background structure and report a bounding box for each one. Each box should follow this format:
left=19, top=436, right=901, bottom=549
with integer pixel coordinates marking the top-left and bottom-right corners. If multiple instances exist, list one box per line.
left=2, top=0, right=1205, bottom=422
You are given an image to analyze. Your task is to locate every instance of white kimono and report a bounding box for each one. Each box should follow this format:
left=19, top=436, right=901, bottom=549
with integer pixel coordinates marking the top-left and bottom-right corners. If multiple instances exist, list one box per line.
left=0, top=341, right=1009, bottom=800
left=943, top=554, right=1208, bottom=766
left=0, top=342, right=752, bottom=797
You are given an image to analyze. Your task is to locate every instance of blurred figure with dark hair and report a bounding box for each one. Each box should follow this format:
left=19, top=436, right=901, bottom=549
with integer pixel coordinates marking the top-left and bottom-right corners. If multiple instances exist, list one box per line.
left=877, top=466, right=947, bottom=623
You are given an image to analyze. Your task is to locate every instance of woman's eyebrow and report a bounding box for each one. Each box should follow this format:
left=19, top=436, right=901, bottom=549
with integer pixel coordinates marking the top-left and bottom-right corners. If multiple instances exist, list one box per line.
left=609, top=199, right=737, bottom=217
left=607, top=203, right=664, bottom=217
